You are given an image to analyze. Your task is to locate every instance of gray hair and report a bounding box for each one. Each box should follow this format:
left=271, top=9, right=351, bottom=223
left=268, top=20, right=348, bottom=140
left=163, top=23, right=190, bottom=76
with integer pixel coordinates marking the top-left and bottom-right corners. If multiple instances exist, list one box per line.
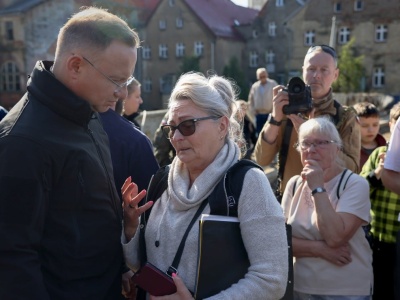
left=168, top=72, right=246, bottom=156
left=55, top=6, right=140, bottom=59
left=298, top=116, right=343, bottom=150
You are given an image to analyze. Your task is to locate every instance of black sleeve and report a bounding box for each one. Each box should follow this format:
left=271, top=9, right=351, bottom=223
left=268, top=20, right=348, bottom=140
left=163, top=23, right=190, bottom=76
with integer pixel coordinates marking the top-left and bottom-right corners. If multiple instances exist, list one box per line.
left=0, top=136, right=51, bottom=299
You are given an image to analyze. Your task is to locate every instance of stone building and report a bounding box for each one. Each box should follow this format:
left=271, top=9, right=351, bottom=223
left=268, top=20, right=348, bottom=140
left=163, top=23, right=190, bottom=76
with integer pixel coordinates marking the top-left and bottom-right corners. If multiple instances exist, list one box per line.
left=140, top=0, right=258, bottom=109
left=242, top=0, right=400, bottom=98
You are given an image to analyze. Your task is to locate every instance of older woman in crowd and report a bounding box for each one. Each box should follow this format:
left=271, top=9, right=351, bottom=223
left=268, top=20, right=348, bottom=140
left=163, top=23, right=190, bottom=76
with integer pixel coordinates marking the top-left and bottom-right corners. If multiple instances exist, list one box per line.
left=282, top=117, right=373, bottom=300
left=121, top=72, right=288, bottom=300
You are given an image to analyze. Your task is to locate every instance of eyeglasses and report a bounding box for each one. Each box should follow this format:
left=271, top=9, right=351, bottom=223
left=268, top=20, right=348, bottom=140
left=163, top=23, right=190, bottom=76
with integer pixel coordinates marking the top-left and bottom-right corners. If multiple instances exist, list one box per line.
left=82, top=56, right=134, bottom=93
left=161, top=116, right=221, bottom=139
left=296, top=139, right=337, bottom=151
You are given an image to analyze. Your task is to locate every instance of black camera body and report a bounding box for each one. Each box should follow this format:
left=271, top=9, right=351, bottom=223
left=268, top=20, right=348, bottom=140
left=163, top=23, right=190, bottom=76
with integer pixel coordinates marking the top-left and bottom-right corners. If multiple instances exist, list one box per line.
left=282, top=77, right=313, bottom=115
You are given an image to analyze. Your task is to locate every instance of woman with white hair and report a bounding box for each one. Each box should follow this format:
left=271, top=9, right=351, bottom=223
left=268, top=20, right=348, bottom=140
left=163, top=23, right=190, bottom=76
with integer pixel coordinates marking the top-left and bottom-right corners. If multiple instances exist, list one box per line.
left=122, top=72, right=288, bottom=300
left=282, top=116, right=373, bottom=300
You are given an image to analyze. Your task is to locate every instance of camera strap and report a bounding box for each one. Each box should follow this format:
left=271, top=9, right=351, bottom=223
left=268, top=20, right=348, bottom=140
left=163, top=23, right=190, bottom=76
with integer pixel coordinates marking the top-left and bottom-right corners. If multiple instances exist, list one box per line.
left=167, top=199, right=208, bottom=276
left=276, top=119, right=293, bottom=202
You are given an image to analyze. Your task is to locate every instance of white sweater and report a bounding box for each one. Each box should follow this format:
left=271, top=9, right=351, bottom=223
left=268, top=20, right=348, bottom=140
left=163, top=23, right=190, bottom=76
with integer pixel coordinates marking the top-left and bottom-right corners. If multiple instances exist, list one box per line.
left=122, top=140, right=288, bottom=300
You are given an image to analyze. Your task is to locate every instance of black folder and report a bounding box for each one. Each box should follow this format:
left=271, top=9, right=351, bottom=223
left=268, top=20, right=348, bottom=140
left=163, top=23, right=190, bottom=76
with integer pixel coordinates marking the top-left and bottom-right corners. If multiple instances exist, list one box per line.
left=194, top=214, right=249, bottom=299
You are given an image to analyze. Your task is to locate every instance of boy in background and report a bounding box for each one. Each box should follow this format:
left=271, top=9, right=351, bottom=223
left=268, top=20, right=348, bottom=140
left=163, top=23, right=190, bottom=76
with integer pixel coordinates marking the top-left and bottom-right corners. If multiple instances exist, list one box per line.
left=353, top=102, right=386, bottom=168
left=360, top=103, right=400, bottom=300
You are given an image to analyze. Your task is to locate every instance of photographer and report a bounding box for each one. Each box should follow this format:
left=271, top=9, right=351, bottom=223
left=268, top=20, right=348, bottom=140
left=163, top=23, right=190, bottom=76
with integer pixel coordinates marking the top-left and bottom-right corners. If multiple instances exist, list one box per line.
left=253, top=45, right=360, bottom=200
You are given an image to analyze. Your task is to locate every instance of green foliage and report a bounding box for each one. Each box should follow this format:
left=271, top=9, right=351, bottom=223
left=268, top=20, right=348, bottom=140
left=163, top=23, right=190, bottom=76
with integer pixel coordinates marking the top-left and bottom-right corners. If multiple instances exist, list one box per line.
left=333, top=38, right=365, bottom=92
left=222, top=57, right=249, bottom=100
left=178, top=56, right=201, bottom=75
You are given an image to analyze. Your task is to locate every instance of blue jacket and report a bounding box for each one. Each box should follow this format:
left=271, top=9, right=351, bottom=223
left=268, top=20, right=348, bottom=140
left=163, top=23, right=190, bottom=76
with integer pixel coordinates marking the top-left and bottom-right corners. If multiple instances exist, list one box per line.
left=99, top=109, right=159, bottom=201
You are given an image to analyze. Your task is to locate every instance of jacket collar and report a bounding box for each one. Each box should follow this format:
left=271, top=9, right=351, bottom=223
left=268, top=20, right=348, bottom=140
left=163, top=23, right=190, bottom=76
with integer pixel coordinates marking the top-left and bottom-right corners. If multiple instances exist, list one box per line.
left=27, top=61, right=94, bottom=127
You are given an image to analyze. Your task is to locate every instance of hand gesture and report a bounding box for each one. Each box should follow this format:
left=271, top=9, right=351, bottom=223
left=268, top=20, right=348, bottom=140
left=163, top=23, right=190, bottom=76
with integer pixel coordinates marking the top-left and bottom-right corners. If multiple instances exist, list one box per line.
left=149, top=273, right=194, bottom=300
left=374, top=152, right=386, bottom=179
left=122, top=177, right=153, bottom=241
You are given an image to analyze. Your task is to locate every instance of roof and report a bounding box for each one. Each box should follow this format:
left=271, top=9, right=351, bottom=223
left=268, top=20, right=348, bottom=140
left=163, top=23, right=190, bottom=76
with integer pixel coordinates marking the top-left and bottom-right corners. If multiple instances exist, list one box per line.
left=132, top=0, right=161, bottom=24
left=0, top=0, right=46, bottom=15
left=185, top=0, right=259, bottom=40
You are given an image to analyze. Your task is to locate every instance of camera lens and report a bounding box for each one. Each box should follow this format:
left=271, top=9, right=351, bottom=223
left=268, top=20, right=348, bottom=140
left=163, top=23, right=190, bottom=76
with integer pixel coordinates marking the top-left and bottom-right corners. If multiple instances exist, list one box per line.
left=292, top=84, right=303, bottom=93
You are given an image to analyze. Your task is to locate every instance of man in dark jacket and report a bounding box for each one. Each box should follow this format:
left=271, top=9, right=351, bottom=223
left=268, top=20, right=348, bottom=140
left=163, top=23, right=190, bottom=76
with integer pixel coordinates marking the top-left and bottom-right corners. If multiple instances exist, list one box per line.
left=0, top=7, right=139, bottom=300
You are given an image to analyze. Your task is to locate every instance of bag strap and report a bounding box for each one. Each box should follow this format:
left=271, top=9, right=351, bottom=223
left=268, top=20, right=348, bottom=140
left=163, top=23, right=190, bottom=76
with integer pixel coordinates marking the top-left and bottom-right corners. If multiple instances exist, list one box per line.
left=166, top=200, right=208, bottom=276
left=209, top=159, right=263, bottom=216
left=337, top=169, right=354, bottom=199
left=276, top=120, right=293, bottom=201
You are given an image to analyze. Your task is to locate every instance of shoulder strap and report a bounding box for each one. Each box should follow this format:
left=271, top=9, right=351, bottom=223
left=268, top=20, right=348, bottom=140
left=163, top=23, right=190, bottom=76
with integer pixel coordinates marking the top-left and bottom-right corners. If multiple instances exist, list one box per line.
left=291, top=175, right=303, bottom=197
left=336, top=169, right=354, bottom=199
left=208, top=159, right=263, bottom=217
left=332, top=100, right=341, bottom=126
left=276, top=120, right=294, bottom=200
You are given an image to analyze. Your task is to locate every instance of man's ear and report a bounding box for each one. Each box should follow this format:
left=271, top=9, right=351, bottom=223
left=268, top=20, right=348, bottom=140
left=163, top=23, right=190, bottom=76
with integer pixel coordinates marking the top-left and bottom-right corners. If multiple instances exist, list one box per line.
left=66, top=55, right=84, bottom=80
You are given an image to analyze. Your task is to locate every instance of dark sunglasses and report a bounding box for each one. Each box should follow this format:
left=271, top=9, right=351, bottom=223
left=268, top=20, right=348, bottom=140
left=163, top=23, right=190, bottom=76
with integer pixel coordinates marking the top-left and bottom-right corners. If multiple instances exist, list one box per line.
left=307, top=44, right=337, bottom=60
left=161, top=116, right=221, bottom=139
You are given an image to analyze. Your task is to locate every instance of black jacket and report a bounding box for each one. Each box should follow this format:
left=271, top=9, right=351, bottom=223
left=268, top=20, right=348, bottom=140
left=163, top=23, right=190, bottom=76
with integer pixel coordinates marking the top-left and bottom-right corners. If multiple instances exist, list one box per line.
left=0, top=61, right=123, bottom=300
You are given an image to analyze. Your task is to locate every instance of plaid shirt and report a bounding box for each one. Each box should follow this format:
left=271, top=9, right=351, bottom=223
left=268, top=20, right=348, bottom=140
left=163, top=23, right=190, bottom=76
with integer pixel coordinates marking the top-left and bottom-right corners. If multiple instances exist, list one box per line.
left=360, top=145, right=400, bottom=243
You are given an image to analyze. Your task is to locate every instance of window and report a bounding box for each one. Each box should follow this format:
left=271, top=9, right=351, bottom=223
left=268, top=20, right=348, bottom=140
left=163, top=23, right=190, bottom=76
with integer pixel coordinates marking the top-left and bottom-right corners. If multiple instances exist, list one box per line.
left=194, top=41, right=204, bottom=57
left=338, top=27, right=350, bottom=44
left=266, top=49, right=275, bottom=64
left=5, top=21, right=14, bottom=41
left=143, top=78, right=152, bottom=93
left=176, top=43, right=185, bottom=57
left=159, top=20, right=166, bottom=30
left=249, top=51, right=258, bottom=68
left=375, top=24, right=388, bottom=42
left=169, top=0, right=175, bottom=7
left=354, top=0, right=363, bottom=11
left=252, top=29, right=258, bottom=39
left=276, top=0, right=284, bottom=7
left=334, top=2, right=342, bottom=13
left=266, top=50, right=275, bottom=73
left=0, top=62, right=21, bottom=92
left=304, top=30, right=315, bottom=46
left=372, top=67, right=385, bottom=88
left=159, top=44, right=168, bottom=59
left=268, top=22, right=276, bottom=37
left=176, top=17, right=183, bottom=28
left=142, top=46, right=151, bottom=59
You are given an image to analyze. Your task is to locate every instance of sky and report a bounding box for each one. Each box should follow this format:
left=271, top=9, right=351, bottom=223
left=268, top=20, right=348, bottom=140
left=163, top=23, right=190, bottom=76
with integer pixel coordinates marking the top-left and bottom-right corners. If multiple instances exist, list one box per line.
left=231, top=0, right=248, bottom=7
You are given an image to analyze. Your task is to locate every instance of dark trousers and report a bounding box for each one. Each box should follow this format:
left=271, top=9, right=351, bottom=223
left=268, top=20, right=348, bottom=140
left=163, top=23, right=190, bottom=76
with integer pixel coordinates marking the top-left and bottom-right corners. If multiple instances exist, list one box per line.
left=373, top=239, right=396, bottom=300
left=256, top=113, right=269, bottom=136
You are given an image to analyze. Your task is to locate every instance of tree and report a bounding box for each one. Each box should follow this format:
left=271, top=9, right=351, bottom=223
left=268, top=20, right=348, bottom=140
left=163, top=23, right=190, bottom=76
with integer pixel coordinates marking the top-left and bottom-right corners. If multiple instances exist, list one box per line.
left=333, top=38, right=365, bottom=92
left=178, top=56, right=201, bottom=75
left=222, top=57, right=249, bottom=100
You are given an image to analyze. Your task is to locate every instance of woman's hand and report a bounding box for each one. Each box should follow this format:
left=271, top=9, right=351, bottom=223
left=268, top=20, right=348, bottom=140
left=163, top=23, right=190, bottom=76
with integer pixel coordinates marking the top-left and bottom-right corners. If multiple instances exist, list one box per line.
left=318, top=241, right=352, bottom=267
left=374, top=152, right=386, bottom=179
left=122, top=270, right=136, bottom=299
left=301, top=159, right=324, bottom=190
left=122, top=177, right=153, bottom=241
left=149, top=273, right=194, bottom=300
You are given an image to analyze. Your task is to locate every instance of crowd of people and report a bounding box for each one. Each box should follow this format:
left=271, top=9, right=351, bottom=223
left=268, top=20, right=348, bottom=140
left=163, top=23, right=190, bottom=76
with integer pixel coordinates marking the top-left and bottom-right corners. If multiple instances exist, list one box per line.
left=0, top=5, right=400, bottom=300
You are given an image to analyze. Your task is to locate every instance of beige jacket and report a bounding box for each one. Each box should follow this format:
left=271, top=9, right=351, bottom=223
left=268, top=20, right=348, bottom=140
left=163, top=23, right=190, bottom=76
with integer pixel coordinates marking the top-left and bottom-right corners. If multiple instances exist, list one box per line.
left=254, top=90, right=361, bottom=195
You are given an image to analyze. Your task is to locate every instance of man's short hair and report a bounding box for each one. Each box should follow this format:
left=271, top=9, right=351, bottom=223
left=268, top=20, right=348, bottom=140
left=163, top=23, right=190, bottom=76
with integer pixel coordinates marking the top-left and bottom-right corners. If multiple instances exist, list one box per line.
left=306, top=44, right=338, bottom=68
left=55, top=6, right=140, bottom=58
left=353, top=101, right=379, bottom=118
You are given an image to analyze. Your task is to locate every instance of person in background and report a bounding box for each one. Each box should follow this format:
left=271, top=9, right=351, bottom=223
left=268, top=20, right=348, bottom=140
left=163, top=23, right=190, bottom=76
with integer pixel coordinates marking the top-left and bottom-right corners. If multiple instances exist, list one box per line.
left=153, top=111, right=176, bottom=166
left=0, top=105, right=8, bottom=121
left=122, top=78, right=143, bottom=129
left=282, top=116, right=372, bottom=300
left=382, top=112, right=400, bottom=300
left=0, top=7, right=139, bottom=299
left=122, top=72, right=288, bottom=299
left=353, top=102, right=386, bottom=168
left=235, top=99, right=257, bottom=159
left=248, top=68, right=278, bottom=135
left=99, top=91, right=159, bottom=200
left=254, top=45, right=360, bottom=201
left=360, top=103, right=400, bottom=300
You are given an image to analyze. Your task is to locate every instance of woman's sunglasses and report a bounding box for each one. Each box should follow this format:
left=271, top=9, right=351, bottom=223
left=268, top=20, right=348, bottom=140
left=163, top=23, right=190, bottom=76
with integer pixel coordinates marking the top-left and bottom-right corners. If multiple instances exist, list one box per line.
left=161, top=116, right=221, bottom=139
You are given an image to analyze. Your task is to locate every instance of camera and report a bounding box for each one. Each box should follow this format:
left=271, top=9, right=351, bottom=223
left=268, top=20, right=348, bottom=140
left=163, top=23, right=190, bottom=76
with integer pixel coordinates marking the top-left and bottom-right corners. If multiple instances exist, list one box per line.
left=282, top=77, right=313, bottom=115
